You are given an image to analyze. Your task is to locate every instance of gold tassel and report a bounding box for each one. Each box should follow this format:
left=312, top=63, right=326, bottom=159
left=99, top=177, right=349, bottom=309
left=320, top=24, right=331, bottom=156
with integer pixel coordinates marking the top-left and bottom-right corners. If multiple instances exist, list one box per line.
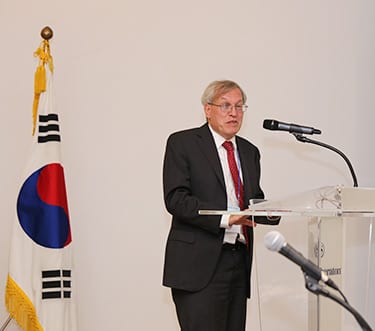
left=32, top=40, right=54, bottom=136
left=5, top=275, right=44, bottom=331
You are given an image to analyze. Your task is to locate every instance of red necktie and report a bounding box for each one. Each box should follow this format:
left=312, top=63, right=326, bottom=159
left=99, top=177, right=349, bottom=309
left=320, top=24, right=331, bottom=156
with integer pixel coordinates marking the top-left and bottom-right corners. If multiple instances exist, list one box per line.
left=222, top=141, right=248, bottom=245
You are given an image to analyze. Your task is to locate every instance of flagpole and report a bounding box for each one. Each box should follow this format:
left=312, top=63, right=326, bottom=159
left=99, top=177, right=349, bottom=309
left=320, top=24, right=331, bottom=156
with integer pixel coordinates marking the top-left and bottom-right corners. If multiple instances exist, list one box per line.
left=1, top=26, right=55, bottom=331
left=0, top=316, right=11, bottom=331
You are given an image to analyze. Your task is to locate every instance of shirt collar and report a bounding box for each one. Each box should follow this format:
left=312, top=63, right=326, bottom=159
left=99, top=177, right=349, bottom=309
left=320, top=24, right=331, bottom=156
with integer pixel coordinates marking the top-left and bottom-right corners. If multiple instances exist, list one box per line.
left=207, top=124, right=237, bottom=150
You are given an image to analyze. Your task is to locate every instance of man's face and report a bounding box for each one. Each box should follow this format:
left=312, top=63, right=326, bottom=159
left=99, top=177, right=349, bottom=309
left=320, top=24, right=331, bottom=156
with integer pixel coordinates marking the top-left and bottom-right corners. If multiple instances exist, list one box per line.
left=204, top=88, right=245, bottom=140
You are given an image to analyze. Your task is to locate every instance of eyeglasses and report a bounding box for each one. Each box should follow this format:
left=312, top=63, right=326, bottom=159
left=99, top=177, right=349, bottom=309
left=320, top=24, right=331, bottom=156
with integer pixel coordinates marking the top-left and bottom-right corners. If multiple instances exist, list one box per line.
left=208, top=103, right=248, bottom=113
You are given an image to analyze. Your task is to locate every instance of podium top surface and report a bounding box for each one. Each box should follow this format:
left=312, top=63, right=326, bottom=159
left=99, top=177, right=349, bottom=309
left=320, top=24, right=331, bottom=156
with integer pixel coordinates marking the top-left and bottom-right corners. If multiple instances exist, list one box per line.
left=199, top=186, right=375, bottom=218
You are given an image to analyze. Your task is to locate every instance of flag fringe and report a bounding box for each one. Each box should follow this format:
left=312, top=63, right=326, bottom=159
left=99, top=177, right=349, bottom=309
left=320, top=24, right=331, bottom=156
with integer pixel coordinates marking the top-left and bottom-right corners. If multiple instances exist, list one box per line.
left=5, top=275, right=44, bottom=331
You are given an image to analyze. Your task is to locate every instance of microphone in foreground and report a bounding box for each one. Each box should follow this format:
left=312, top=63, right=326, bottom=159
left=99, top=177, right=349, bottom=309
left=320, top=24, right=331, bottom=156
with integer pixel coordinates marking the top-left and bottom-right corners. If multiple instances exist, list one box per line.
left=263, top=119, right=321, bottom=135
left=264, top=230, right=338, bottom=290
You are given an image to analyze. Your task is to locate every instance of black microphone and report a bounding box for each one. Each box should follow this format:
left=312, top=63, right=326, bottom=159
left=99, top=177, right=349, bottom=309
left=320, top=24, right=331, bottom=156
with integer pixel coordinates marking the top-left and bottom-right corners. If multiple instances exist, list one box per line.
left=263, top=119, right=321, bottom=135
left=264, top=230, right=338, bottom=290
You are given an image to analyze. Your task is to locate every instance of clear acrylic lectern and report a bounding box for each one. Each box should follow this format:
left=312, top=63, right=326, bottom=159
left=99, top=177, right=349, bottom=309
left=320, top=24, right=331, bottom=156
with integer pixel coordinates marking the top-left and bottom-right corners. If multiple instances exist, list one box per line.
left=200, top=185, right=375, bottom=331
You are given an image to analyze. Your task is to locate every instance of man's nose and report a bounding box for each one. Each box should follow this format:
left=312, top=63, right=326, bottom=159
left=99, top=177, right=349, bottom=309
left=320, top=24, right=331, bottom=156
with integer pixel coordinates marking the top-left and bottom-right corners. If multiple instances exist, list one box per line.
left=228, top=106, right=238, bottom=115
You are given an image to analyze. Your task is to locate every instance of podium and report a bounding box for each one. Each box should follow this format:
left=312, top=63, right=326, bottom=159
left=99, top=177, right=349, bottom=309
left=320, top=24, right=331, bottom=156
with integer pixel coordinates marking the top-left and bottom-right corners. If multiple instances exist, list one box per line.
left=200, top=185, right=375, bottom=331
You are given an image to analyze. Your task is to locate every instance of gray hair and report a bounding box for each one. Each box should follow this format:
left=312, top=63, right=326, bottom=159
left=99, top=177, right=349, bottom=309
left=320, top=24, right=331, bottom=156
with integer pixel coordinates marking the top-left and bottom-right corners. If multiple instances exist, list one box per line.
left=201, top=80, right=247, bottom=105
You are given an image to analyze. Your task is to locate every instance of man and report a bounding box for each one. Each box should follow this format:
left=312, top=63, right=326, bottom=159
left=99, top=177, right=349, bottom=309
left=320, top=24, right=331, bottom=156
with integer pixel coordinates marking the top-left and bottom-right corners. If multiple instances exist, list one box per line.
left=162, top=80, right=279, bottom=331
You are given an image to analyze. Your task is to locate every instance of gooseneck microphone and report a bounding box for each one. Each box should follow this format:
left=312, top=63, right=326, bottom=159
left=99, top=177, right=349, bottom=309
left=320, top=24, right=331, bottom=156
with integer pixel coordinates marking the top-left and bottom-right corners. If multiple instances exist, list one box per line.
left=263, top=119, right=321, bottom=135
left=264, top=230, right=339, bottom=290
left=264, top=231, right=374, bottom=331
left=262, top=118, right=358, bottom=187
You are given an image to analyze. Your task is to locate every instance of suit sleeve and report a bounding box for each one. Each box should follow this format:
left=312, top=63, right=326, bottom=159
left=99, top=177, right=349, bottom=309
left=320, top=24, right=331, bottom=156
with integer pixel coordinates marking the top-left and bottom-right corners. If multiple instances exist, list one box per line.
left=162, top=133, right=222, bottom=234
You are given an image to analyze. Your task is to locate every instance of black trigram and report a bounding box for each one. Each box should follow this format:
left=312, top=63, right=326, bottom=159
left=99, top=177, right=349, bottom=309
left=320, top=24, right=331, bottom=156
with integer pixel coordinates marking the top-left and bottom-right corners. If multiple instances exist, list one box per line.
left=42, top=269, right=72, bottom=299
left=38, top=113, right=61, bottom=143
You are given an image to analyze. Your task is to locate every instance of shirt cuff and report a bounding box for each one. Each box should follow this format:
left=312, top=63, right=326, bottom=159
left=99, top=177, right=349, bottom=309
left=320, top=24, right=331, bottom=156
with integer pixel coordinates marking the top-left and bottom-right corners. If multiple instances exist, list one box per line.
left=220, top=214, right=231, bottom=229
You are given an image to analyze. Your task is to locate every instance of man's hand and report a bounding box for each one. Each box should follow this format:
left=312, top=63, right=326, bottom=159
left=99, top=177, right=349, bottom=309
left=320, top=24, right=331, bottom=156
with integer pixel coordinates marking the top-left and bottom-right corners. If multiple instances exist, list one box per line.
left=228, top=214, right=256, bottom=227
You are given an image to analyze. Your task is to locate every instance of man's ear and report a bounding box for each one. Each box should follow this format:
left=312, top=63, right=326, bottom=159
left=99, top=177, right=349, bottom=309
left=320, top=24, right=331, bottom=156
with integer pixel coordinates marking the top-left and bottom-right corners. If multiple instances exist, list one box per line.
left=204, top=103, right=211, bottom=119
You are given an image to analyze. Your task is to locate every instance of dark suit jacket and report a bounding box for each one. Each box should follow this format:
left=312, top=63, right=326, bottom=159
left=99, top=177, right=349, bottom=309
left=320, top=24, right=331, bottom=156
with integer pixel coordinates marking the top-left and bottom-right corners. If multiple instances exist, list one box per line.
left=162, top=123, right=271, bottom=298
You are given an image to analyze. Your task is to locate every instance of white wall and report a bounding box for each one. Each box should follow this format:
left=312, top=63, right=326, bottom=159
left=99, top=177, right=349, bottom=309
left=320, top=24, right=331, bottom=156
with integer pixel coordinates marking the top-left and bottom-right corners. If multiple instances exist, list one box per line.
left=0, top=0, right=374, bottom=330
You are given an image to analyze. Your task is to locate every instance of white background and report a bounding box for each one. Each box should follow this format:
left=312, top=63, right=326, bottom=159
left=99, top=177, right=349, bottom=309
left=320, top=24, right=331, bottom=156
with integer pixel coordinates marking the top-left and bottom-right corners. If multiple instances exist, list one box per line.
left=0, top=0, right=374, bottom=330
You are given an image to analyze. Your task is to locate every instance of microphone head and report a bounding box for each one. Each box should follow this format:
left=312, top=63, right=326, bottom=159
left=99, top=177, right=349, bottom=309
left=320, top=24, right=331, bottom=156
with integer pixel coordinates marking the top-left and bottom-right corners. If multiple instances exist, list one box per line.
left=263, top=119, right=279, bottom=130
left=264, top=230, right=285, bottom=252
left=313, top=128, right=322, bottom=135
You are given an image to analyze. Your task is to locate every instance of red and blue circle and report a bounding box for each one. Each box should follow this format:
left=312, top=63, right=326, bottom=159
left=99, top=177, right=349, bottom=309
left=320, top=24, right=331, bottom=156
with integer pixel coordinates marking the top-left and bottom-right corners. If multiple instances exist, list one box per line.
left=17, top=163, right=72, bottom=249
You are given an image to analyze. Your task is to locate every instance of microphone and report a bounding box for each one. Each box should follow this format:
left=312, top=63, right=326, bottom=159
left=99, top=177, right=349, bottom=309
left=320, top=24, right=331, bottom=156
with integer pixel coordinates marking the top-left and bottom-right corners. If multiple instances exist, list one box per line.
left=263, top=119, right=321, bottom=135
left=264, top=230, right=338, bottom=290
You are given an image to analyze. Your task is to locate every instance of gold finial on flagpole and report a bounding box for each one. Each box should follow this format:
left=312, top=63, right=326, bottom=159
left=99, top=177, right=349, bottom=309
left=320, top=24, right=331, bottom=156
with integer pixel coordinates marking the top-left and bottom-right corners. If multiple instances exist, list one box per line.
left=41, top=26, right=53, bottom=40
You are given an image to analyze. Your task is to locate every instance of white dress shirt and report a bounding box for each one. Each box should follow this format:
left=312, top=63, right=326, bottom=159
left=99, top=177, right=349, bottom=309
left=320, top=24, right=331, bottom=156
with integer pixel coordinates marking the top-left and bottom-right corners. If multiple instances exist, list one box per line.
left=208, top=125, right=245, bottom=244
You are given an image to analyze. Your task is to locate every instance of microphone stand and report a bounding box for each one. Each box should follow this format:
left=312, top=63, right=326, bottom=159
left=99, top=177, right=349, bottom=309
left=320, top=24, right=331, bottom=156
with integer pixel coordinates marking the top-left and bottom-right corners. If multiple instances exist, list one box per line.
left=292, top=133, right=358, bottom=187
left=303, top=273, right=373, bottom=331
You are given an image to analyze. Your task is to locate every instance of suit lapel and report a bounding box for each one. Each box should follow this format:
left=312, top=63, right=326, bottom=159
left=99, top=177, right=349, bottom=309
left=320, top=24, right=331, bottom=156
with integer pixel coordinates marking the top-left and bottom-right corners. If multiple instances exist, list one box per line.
left=195, top=124, right=226, bottom=191
left=236, top=137, right=254, bottom=205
